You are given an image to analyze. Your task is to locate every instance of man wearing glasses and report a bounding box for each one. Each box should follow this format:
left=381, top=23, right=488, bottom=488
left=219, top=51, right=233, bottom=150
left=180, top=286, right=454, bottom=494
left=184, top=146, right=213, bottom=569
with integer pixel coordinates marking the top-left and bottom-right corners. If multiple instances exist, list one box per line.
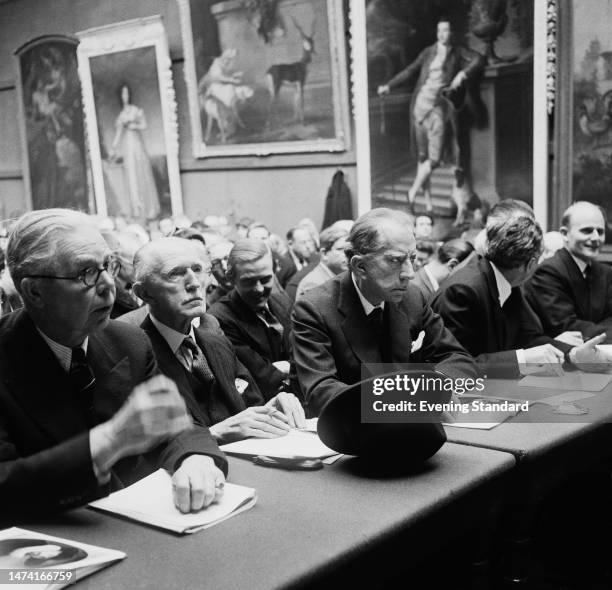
left=0, top=209, right=227, bottom=519
left=132, top=238, right=304, bottom=442
left=292, top=208, right=476, bottom=416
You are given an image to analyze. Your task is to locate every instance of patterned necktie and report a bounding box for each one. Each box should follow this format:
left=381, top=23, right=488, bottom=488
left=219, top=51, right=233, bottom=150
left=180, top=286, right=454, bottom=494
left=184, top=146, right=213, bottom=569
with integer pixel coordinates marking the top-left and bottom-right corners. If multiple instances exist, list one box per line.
left=181, top=337, right=215, bottom=385
left=69, top=347, right=96, bottom=393
left=258, top=306, right=284, bottom=338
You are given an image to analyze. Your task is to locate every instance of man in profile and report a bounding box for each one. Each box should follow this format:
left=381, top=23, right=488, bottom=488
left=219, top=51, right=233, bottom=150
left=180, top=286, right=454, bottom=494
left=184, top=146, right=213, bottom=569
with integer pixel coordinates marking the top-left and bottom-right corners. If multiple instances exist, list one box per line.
left=0, top=209, right=226, bottom=518
left=132, top=237, right=305, bottom=442
left=378, top=18, right=484, bottom=212
left=525, top=201, right=612, bottom=341
left=431, top=212, right=611, bottom=376
left=292, top=208, right=476, bottom=416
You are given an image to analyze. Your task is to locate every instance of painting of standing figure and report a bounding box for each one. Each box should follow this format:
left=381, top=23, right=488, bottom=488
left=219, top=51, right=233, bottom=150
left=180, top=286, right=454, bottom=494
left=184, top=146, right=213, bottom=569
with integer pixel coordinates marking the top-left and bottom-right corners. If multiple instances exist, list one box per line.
left=76, top=16, right=183, bottom=221
left=178, top=0, right=351, bottom=157
left=364, top=0, right=534, bottom=239
left=15, top=35, right=89, bottom=212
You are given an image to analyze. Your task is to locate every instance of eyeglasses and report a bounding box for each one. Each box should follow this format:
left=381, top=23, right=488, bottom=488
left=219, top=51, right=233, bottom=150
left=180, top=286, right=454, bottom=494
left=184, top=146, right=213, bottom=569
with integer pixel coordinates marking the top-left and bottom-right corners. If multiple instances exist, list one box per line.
left=26, top=257, right=122, bottom=287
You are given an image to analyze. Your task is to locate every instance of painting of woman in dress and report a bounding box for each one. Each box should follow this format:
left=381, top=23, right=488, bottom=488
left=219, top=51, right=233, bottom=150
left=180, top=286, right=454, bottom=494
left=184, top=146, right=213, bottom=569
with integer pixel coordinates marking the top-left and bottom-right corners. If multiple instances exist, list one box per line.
left=109, top=83, right=160, bottom=220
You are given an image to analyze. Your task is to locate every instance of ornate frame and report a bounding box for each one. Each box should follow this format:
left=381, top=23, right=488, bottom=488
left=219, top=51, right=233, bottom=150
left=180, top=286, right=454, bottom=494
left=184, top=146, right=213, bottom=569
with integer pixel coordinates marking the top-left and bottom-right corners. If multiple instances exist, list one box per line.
left=76, top=16, right=183, bottom=218
left=177, top=0, right=351, bottom=158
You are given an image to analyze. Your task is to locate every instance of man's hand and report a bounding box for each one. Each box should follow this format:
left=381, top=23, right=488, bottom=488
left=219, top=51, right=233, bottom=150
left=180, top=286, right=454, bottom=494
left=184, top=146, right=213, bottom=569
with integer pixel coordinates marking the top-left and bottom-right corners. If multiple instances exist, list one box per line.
left=91, top=375, right=193, bottom=476
left=555, top=331, right=584, bottom=346
left=569, top=333, right=612, bottom=373
left=272, top=360, right=291, bottom=374
left=209, top=406, right=291, bottom=444
left=523, top=344, right=565, bottom=365
left=266, top=392, right=306, bottom=429
left=377, top=84, right=390, bottom=96
left=171, top=455, right=225, bottom=513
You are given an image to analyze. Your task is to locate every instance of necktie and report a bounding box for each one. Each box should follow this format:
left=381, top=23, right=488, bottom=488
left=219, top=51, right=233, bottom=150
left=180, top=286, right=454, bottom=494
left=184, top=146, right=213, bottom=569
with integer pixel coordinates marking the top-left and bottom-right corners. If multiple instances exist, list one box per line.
left=69, top=347, right=96, bottom=393
left=258, top=307, right=284, bottom=338
left=368, top=307, right=388, bottom=361
left=584, top=265, right=593, bottom=285
left=69, top=347, right=96, bottom=425
left=181, top=337, right=215, bottom=385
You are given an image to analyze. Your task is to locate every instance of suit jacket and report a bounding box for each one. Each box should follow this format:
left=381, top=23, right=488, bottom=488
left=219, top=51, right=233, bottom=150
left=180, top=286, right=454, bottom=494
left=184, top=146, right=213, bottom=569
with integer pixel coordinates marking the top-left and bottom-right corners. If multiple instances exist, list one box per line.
left=0, top=309, right=226, bottom=520
left=208, top=289, right=294, bottom=400
left=411, top=267, right=436, bottom=301
left=276, top=252, right=301, bottom=288
left=524, top=248, right=612, bottom=341
left=140, top=314, right=264, bottom=426
left=285, top=259, right=319, bottom=301
left=295, top=262, right=335, bottom=301
left=292, top=271, right=477, bottom=416
left=430, top=257, right=570, bottom=377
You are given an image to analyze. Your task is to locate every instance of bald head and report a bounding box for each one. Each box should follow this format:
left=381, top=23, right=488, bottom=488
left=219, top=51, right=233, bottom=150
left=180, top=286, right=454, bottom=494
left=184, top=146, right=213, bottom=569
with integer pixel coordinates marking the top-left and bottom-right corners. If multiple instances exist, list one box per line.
left=560, top=201, right=606, bottom=262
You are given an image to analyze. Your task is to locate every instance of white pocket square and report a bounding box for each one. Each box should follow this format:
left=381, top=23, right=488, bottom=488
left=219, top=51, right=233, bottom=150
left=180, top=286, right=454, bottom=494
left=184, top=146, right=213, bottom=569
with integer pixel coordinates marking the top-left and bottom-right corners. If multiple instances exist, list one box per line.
left=235, top=378, right=249, bottom=394
left=411, top=330, right=425, bottom=353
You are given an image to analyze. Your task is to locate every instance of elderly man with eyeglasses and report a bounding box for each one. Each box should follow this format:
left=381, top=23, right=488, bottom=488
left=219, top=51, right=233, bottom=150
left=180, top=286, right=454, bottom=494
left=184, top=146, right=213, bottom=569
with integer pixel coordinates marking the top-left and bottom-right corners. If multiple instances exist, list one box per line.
left=132, top=237, right=305, bottom=444
left=0, top=209, right=227, bottom=520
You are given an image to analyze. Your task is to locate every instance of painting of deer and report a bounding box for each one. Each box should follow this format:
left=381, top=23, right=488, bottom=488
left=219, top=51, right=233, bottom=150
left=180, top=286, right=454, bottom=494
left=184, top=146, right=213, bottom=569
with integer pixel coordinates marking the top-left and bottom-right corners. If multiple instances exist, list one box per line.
left=266, top=17, right=315, bottom=126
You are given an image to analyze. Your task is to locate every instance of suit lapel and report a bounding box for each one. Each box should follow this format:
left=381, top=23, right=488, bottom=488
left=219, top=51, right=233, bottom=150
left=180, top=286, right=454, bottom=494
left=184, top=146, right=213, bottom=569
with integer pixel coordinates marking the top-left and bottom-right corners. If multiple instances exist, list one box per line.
left=228, top=290, right=272, bottom=356
left=141, top=316, right=206, bottom=423
left=560, top=249, right=590, bottom=318
left=5, top=311, right=87, bottom=443
left=338, top=273, right=381, bottom=365
left=195, top=328, right=245, bottom=415
left=481, top=259, right=507, bottom=350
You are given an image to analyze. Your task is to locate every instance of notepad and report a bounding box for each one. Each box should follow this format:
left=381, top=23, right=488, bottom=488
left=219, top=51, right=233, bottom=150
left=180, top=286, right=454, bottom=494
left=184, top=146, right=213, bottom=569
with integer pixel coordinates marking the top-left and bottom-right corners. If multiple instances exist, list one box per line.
left=89, top=469, right=256, bottom=534
left=220, top=429, right=338, bottom=460
left=0, top=526, right=125, bottom=590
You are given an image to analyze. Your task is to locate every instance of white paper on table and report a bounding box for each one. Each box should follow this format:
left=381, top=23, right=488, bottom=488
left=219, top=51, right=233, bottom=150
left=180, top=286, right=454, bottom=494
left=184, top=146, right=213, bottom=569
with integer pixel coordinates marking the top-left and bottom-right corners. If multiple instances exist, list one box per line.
left=220, top=429, right=338, bottom=460
left=535, top=390, right=597, bottom=405
left=518, top=372, right=612, bottom=392
left=90, top=470, right=256, bottom=534
left=299, top=418, right=318, bottom=433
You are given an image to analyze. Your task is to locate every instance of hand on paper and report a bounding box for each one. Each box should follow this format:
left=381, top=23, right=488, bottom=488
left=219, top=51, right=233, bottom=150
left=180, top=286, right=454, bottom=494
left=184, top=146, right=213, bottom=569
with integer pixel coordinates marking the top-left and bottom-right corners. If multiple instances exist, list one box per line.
left=266, top=392, right=306, bottom=429
left=209, top=406, right=291, bottom=444
left=569, top=333, right=612, bottom=373
left=172, top=455, right=225, bottom=513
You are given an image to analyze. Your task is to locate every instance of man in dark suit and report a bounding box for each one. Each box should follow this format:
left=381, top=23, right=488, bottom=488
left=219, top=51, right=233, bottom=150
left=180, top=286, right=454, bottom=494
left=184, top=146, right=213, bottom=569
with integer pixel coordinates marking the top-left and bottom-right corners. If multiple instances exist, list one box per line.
left=292, top=208, right=477, bottom=416
left=209, top=239, right=299, bottom=401
left=431, top=212, right=611, bottom=377
left=378, top=18, right=484, bottom=211
left=275, top=226, right=316, bottom=288
left=525, top=201, right=612, bottom=342
left=0, top=210, right=226, bottom=519
left=133, top=238, right=305, bottom=442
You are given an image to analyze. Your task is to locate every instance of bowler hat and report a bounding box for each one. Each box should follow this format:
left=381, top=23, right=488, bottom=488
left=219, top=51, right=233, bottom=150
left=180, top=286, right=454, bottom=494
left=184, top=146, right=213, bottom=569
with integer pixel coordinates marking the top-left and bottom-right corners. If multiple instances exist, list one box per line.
left=317, top=370, right=448, bottom=465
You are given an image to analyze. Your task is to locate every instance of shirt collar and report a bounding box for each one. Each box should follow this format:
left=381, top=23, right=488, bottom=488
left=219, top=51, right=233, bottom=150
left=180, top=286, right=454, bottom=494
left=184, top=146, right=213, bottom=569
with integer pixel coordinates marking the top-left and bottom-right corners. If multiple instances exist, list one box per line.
left=489, top=261, right=513, bottom=307
left=351, top=273, right=385, bottom=316
left=436, top=42, right=448, bottom=56
left=319, top=262, right=335, bottom=279
left=567, top=250, right=589, bottom=275
left=423, top=264, right=440, bottom=292
left=289, top=249, right=303, bottom=271
left=150, top=313, right=197, bottom=355
left=37, top=328, right=88, bottom=373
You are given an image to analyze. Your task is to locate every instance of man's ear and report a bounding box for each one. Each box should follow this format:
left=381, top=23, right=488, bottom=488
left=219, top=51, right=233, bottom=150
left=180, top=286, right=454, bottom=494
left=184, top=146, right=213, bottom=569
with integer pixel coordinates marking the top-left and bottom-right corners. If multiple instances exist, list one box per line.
left=560, top=226, right=568, bottom=238
left=349, top=255, right=367, bottom=278
left=447, top=257, right=459, bottom=271
left=19, top=278, right=45, bottom=309
left=132, top=281, right=154, bottom=306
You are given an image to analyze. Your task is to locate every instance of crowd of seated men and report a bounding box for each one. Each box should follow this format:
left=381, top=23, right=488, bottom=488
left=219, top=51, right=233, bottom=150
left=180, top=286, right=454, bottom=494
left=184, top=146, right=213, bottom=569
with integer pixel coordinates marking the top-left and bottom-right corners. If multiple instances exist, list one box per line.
left=1, top=198, right=611, bottom=521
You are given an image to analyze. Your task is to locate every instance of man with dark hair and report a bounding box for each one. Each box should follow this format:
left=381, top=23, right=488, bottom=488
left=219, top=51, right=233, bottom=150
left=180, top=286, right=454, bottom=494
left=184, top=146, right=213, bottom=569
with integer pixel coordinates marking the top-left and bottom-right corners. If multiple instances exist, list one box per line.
left=431, top=213, right=610, bottom=376
left=295, top=225, right=350, bottom=300
left=275, top=226, right=316, bottom=287
left=412, top=238, right=474, bottom=300
left=525, top=201, right=612, bottom=342
left=133, top=238, right=304, bottom=442
left=0, top=209, right=227, bottom=518
left=414, top=239, right=437, bottom=270
left=292, top=208, right=476, bottom=416
left=378, top=18, right=484, bottom=212
left=208, top=239, right=300, bottom=401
